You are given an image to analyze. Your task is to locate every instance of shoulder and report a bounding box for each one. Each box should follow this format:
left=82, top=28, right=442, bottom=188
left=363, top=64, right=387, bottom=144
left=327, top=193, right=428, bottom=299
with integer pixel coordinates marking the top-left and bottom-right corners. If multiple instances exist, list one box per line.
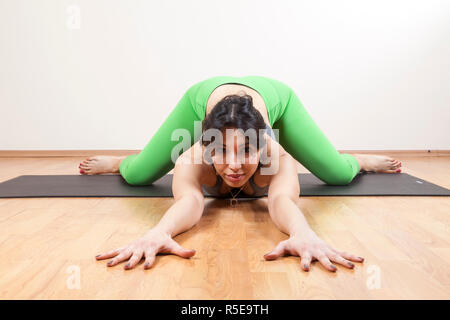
left=260, top=134, right=288, bottom=165
left=175, top=141, right=216, bottom=186
left=265, top=152, right=300, bottom=202
left=253, top=139, right=290, bottom=187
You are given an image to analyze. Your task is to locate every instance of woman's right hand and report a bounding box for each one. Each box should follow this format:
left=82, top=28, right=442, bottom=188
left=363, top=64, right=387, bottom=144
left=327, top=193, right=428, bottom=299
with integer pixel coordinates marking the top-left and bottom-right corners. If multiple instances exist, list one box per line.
left=95, top=228, right=196, bottom=270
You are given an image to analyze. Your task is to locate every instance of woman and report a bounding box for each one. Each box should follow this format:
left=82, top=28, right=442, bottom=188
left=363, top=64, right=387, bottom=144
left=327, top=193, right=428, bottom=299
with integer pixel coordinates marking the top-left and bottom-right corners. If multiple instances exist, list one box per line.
left=84, top=75, right=402, bottom=271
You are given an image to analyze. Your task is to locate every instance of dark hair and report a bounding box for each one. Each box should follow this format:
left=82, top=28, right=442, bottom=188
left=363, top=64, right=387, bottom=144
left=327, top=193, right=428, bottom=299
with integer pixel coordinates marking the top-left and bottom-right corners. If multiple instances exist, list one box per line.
left=200, top=93, right=267, bottom=150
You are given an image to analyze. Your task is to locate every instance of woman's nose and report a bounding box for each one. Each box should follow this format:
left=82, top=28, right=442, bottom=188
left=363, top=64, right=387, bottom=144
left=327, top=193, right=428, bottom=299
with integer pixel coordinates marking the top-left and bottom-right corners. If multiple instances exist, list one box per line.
left=227, top=152, right=243, bottom=168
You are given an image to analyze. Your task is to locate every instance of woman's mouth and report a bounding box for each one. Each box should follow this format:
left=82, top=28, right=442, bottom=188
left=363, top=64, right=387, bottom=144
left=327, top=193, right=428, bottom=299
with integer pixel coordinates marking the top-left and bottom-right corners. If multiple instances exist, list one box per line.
left=226, top=174, right=245, bottom=182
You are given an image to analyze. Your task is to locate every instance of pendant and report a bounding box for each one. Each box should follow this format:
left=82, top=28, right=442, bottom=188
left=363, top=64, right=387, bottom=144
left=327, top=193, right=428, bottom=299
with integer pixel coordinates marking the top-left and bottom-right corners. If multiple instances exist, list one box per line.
left=230, top=198, right=238, bottom=207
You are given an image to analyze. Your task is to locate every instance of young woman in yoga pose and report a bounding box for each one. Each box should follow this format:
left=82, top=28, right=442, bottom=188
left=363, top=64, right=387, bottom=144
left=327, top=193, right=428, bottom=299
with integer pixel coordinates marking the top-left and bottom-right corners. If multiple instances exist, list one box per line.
left=82, top=76, right=402, bottom=272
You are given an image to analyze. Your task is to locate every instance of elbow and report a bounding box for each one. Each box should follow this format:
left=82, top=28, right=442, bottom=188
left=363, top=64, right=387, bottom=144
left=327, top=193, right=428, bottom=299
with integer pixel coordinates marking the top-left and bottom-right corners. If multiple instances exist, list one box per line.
left=268, top=193, right=283, bottom=206
left=268, top=194, right=287, bottom=212
left=268, top=193, right=298, bottom=210
left=186, top=192, right=205, bottom=214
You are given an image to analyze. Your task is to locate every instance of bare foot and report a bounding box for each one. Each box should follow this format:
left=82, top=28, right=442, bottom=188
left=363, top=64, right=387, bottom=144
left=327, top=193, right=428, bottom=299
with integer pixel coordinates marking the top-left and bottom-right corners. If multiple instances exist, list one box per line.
left=78, top=156, right=126, bottom=175
left=353, top=154, right=402, bottom=173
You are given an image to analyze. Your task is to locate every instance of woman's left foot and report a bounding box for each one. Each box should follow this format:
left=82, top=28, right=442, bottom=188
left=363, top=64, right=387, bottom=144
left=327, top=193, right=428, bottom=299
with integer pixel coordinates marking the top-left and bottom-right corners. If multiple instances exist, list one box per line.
left=78, top=156, right=125, bottom=175
left=353, top=154, right=402, bottom=173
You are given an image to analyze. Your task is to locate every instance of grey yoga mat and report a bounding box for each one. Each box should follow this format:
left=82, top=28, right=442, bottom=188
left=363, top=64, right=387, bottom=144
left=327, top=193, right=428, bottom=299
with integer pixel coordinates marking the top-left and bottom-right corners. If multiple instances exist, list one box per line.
left=0, top=172, right=449, bottom=198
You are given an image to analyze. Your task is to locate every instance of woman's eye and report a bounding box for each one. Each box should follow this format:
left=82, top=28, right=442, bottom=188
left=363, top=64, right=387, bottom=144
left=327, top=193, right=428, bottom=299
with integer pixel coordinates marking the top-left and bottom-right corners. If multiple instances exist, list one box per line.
left=240, top=147, right=250, bottom=153
left=219, top=147, right=250, bottom=153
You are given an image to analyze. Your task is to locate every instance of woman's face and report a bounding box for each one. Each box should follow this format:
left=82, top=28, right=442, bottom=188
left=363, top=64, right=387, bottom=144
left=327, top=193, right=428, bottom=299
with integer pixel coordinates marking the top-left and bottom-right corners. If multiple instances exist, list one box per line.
left=208, top=128, right=261, bottom=187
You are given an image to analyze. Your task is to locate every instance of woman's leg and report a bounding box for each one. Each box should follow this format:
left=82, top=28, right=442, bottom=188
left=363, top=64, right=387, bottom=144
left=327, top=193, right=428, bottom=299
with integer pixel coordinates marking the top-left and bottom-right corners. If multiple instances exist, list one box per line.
left=119, top=84, right=203, bottom=185
left=272, top=85, right=360, bottom=185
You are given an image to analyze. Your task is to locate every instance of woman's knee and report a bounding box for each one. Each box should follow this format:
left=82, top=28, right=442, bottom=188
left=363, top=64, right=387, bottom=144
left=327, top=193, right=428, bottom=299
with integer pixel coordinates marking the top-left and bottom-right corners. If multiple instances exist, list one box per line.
left=121, top=172, right=153, bottom=186
left=119, top=154, right=155, bottom=186
left=319, top=165, right=356, bottom=186
left=321, top=173, right=354, bottom=186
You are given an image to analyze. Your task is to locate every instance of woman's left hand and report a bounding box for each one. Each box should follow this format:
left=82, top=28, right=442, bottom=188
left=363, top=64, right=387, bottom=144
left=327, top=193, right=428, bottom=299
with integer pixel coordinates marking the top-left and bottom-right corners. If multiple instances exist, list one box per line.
left=264, top=230, right=364, bottom=272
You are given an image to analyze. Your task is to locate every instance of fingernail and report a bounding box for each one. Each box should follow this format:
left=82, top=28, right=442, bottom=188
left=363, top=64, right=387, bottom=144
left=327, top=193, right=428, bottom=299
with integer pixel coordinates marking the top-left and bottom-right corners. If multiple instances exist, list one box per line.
left=358, top=257, right=364, bottom=262
left=125, top=263, right=130, bottom=269
left=107, top=261, right=113, bottom=265
left=80, top=170, right=85, bottom=173
left=348, top=262, right=355, bottom=268
left=304, top=264, right=309, bottom=271
left=144, top=263, right=149, bottom=269
left=396, top=169, right=401, bottom=172
left=331, top=265, right=337, bottom=271
left=95, top=255, right=100, bottom=258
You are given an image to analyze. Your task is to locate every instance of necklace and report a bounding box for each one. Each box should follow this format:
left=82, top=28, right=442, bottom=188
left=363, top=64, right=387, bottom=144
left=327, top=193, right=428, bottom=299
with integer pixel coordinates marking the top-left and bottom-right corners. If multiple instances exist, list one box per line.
left=229, top=185, right=245, bottom=208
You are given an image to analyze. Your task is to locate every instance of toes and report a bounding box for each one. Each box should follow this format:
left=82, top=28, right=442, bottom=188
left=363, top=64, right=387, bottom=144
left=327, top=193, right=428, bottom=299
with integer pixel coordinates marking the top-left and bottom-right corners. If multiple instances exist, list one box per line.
left=392, top=162, right=401, bottom=169
left=80, top=168, right=91, bottom=174
left=390, top=159, right=402, bottom=166
left=390, top=160, right=402, bottom=169
left=388, top=162, right=399, bottom=169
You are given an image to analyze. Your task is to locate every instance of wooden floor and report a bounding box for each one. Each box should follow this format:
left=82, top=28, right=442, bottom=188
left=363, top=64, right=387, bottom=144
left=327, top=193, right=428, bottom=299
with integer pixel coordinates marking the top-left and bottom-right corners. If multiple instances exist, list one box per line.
left=0, top=154, right=449, bottom=299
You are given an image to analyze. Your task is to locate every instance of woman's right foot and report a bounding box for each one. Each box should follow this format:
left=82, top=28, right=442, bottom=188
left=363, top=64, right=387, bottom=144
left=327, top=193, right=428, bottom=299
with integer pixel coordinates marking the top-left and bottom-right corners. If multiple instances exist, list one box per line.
left=78, top=156, right=126, bottom=175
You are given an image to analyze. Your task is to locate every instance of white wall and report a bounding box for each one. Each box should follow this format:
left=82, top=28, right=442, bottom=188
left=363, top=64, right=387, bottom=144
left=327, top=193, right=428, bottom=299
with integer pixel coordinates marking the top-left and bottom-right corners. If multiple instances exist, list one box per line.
left=0, top=0, right=449, bottom=151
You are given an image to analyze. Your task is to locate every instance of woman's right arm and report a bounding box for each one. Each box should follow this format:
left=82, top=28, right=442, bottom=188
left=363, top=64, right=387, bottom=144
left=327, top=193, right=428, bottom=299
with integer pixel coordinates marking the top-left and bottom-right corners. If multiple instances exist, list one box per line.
left=95, top=144, right=206, bottom=269
left=154, top=147, right=206, bottom=238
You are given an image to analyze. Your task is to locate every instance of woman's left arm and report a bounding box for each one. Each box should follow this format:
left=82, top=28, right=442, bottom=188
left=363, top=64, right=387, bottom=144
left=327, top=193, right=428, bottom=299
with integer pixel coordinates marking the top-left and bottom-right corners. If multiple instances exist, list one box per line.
left=266, top=153, right=364, bottom=272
